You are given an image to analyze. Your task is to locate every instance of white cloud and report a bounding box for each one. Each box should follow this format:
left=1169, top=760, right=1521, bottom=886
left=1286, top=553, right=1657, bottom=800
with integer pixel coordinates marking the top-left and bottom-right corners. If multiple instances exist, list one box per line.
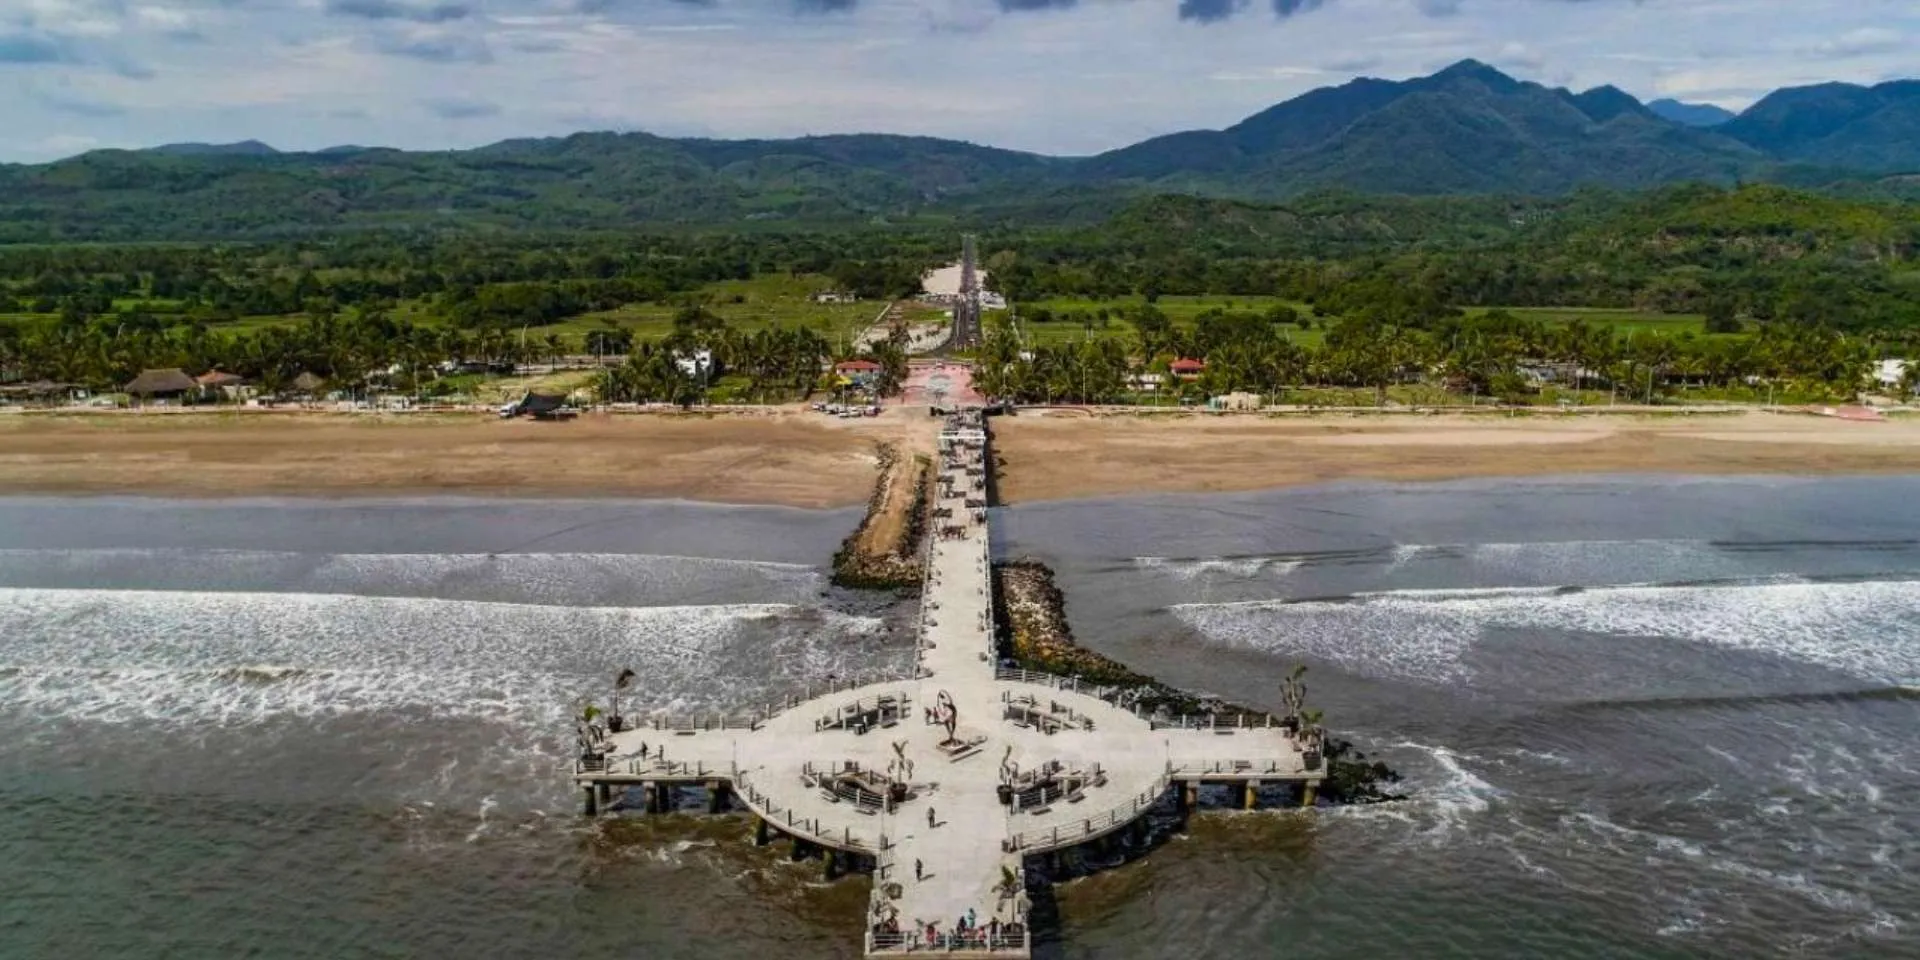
left=2, top=0, right=1919, bottom=160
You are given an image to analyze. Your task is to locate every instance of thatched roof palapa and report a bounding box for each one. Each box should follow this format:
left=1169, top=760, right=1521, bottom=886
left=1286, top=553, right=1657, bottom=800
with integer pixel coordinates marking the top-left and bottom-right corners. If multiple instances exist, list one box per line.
left=196, top=370, right=248, bottom=388
left=291, top=372, right=326, bottom=394
left=0, top=380, right=76, bottom=397
left=125, top=368, right=197, bottom=395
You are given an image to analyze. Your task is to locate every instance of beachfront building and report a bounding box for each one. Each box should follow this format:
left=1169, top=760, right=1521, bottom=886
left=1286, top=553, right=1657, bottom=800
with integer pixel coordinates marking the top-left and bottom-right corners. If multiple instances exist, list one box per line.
left=195, top=370, right=251, bottom=402
left=289, top=371, right=327, bottom=400
left=1169, top=358, right=1206, bottom=380
left=1874, top=359, right=1917, bottom=396
left=1209, top=392, right=1262, bottom=411
left=1127, top=372, right=1166, bottom=394
left=835, top=360, right=883, bottom=389
left=125, top=368, right=198, bottom=405
left=0, top=380, right=80, bottom=406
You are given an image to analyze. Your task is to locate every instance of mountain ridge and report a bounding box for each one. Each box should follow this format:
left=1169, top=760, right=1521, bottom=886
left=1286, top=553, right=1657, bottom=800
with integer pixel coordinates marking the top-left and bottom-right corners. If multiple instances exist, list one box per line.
left=4, top=60, right=1917, bottom=241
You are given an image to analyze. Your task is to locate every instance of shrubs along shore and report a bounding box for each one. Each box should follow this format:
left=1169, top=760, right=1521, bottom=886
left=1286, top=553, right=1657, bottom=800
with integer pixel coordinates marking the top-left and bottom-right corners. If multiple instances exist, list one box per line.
left=992, top=558, right=1403, bottom=804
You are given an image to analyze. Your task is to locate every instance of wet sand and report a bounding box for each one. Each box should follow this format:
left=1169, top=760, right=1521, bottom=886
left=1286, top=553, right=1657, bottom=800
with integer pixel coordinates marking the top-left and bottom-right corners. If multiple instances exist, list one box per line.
left=990, top=410, right=1920, bottom=503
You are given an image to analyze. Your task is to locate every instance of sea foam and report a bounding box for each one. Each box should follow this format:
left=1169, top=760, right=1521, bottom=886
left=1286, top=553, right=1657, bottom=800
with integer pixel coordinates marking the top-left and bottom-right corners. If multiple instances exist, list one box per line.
left=0, top=587, right=896, bottom=728
left=1172, top=578, right=1920, bottom=686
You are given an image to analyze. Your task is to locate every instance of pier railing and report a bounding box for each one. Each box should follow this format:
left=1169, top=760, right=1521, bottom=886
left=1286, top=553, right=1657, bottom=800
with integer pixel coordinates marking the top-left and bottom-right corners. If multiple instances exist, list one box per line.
left=636, top=674, right=902, bottom=731
left=733, top=768, right=883, bottom=852
left=866, top=927, right=1031, bottom=955
left=1002, top=773, right=1170, bottom=853
left=576, top=757, right=736, bottom=779
left=637, top=713, right=765, bottom=733
left=1167, top=758, right=1311, bottom=779
left=1149, top=713, right=1282, bottom=732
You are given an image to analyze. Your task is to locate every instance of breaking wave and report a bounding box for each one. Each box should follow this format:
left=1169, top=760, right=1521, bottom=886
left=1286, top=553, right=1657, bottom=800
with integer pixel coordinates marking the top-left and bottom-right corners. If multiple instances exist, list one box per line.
left=1131, top=555, right=1300, bottom=580
left=0, top=588, right=897, bottom=728
left=0, top=548, right=825, bottom=608
left=1171, top=578, right=1920, bottom=686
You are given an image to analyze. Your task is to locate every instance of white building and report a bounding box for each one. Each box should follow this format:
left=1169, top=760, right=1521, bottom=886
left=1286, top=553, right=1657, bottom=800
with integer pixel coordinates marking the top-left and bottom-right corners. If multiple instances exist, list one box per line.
left=674, top=349, right=713, bottom=377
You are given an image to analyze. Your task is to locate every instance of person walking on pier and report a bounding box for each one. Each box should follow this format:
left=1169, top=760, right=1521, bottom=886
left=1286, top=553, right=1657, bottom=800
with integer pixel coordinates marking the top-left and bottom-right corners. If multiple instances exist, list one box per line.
left=915, top=859, right=924, bottom=881
left=927, top=806, right=936, bottom=829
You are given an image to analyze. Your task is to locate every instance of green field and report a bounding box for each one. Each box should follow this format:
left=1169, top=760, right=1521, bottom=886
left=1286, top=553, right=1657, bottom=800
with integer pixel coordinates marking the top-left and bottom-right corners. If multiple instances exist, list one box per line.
left=1007, top=296, right=1735, bottom=351
left=1461, top=306, right=1719, bottom=337
left=557, top=275, right=886, bottom=343
left=1007, top=295, right=1324, bottom=349
left=126, top=274, right=890, bottom=344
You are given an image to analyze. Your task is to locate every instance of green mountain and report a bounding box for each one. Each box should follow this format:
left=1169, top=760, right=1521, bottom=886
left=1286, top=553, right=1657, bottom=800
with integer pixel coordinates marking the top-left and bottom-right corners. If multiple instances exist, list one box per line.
left=1647, top=99, right=1736, bottom=127
left=1720, top=80, right=1920, bottom=171
left=1078, top=60, right=1756, bottom=196
left=144, top=140, right=281, bottom=157
left=2, top=61, right=1918, bottom=241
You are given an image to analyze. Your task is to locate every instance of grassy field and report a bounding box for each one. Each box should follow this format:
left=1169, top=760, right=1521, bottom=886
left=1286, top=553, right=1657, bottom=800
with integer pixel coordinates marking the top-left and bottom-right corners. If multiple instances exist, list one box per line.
left=1006, top=297, right=1734, bottom=351
left=559, top=274, right=886, bottom=344
left=3, top=273, right=891, bottom=345
left=1462, top=306, right=1719, bottom=337
left=1006, top=295, right=1322, bottom=349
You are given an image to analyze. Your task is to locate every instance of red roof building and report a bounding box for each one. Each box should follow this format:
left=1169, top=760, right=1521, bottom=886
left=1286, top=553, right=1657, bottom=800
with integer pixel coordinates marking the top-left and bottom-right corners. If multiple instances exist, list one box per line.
left=835, top=360, right=883, bottom=373
left=1169, top=358, right=1206, bottom=378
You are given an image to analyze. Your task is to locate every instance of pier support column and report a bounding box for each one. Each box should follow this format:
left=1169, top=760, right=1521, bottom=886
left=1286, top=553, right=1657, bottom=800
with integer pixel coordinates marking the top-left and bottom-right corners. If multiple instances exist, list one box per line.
left=791, top=839, right=811, bottom=862
left=1243, top=781, right=1260, bottom=811
left=582, top=785, right=598, bottom=817
left=754, top=816, right=771, bottom=847
left=1301, top=782, right=1318, bottom=808
left=706, top=780, right=727, bottom=814
left=823, top=849, right=840, bottom=881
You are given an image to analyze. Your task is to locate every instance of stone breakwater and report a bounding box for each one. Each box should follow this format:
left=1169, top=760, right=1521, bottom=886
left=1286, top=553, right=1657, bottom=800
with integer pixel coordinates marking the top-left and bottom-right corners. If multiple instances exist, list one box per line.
left=831, top=443, right=931, bottom=591
left=993, top=557, right=1403, bottom=804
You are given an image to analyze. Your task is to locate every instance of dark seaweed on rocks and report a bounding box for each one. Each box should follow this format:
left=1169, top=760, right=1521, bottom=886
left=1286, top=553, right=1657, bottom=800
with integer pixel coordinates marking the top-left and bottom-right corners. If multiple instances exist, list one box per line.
left=993, top=557, right=1404, bottom=804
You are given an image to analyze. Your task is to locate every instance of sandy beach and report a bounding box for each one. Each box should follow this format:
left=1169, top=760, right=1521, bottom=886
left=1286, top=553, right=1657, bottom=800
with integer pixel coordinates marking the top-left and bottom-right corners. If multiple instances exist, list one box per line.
left=3, top=407, right=1918, bottom=506
left=0, top=409, right=933, bottom=508
left=989, top=410, right=1920, bottom=503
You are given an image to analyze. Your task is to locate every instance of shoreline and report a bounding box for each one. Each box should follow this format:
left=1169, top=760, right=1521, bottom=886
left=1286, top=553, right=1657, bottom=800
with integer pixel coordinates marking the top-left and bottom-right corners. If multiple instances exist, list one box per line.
left=2, top=407, right=1918, bottom=506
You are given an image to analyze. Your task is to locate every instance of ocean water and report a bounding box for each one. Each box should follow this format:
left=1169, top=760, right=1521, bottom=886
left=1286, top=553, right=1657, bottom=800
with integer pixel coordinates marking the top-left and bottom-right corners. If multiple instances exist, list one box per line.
left=4, top=480, right=1920, bottom=958
left=998, top=475, right=1920, bottom=957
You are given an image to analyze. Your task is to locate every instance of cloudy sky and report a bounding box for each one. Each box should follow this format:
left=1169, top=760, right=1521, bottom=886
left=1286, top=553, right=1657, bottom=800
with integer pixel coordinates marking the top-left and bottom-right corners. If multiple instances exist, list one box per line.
left=1, top=0, right=1915, bottom=161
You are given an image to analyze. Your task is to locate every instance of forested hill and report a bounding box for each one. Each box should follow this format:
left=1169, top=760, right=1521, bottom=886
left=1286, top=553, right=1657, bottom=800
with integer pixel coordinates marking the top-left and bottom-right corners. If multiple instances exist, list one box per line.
left=2, top=60, right=1918, bottom=241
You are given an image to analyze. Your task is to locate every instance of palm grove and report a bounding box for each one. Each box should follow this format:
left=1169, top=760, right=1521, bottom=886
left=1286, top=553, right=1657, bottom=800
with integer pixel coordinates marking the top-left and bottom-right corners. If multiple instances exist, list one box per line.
left=1, top=184, right=1917, bottom=406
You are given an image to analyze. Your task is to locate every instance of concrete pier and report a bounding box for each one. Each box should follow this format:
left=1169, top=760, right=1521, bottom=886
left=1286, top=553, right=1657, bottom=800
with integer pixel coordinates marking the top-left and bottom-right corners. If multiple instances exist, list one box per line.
left=573, top=406, right=1325, bottom=957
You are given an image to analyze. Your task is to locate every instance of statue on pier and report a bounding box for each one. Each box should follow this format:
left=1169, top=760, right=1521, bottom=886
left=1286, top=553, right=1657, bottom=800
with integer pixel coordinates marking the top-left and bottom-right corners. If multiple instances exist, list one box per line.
left=936, top=690, right=958, bottom=744
left=889, top=739, right=915, bottom=783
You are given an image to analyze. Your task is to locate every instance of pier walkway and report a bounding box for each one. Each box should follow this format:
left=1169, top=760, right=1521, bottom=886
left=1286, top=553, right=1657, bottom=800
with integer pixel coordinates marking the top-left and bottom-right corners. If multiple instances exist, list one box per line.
left=575, top=408, right=1324, bottom=957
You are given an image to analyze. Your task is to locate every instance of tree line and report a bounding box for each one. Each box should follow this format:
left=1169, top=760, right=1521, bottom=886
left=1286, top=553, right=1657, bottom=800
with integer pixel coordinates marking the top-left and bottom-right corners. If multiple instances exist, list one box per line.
left=975, top=306, right=1914, bottom=406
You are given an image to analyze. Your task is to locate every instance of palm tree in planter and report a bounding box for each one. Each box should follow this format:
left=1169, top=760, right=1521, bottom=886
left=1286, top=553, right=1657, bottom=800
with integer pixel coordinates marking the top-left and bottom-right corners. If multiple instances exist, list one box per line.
left=1280, top=665, right=1308, bottom=733
left=576, top=704, right=610, bottom=771
left=1281, top=665, right=1325, bottom=770
left=1298, top=709, right=1325, bottom=771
